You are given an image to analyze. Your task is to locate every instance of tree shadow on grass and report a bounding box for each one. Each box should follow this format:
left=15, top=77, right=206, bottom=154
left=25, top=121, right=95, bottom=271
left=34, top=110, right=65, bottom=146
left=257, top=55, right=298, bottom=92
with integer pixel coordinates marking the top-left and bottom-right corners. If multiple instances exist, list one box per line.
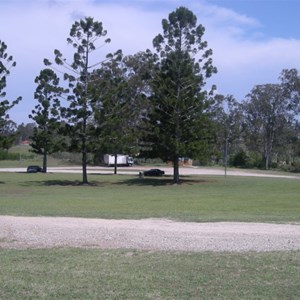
left=20, top=180, right=108, bottom=187
left=19, top=174, right=213, bottom=187
left=20, top=180, right=83, bottom=187
left=115, top=175, right=212, bottom=186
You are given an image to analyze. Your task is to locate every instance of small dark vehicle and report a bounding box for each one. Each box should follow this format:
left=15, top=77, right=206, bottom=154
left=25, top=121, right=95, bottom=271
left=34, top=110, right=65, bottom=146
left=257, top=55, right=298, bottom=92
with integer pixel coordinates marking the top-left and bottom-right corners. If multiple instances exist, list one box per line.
left=143, top=169, right=165, bottom=176
left=27, top=165, right=43, bottom=173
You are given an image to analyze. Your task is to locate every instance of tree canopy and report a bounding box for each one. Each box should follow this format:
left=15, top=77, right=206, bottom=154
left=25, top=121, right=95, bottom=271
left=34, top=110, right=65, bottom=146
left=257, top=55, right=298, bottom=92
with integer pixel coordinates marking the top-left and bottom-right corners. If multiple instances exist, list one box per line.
left=44, top=17, right=111, bottom=184
left=146, top=7, right=217, bottom=183
left=0, top=40, right=21, bottom=150
left=242, top=78, right=299, bottom=170
left=29, top=68, right=67, bottom=172
left=3, top=10, right=299, bottom=178
left=90, top=50, right=153, bottom=173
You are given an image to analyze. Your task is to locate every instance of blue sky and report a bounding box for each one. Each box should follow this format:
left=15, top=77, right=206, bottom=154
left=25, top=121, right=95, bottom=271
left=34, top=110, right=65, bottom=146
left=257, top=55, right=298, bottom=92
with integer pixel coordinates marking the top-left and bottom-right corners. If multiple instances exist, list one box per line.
left=1, top=0, right=300, bottom=124
left=210, top=0, right=300, bottom=39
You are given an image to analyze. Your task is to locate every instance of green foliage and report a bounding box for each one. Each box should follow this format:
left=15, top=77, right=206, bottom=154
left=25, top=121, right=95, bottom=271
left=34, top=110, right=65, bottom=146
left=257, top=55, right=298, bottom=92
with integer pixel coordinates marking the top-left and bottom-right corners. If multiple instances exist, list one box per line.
left=211, top=94, right=244, bottom=166
left=244, top=151, right=264, bottom=169
left=29, top=16, right=300, bottom=177
left=242, top=83, right=297, bottom=170
left=146, top=7, right=217, bottom=183
left=16, top=123, right=35, bottom=144
left=230, top=149, right=249, bottom=168
left=91, top=50, right=153, bottom=167
left=280, top=68, right=300, bottom=113
left=29, top=69, right=67, bottom=172
left=280, top=161, right=300, bottom=173
left=45, top=17, right=111, bottom=183
left=0, top=149, right=35, bottom=161
left=0, top=40, right=22, bottom=150
left=0, top=150, right=19, bottom=160
left=0, top=118, right=17, bottom=150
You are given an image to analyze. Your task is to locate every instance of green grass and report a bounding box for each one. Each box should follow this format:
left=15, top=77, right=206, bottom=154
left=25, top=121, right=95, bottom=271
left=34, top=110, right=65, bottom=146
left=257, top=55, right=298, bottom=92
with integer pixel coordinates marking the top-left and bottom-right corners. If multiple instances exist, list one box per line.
left=0, top=146, right=75, bottom=168
left=1, top=172, right=299, bottom=299
left=0, top=248, right=299, bottom=300
left=0, top=172, right=299, bottom=222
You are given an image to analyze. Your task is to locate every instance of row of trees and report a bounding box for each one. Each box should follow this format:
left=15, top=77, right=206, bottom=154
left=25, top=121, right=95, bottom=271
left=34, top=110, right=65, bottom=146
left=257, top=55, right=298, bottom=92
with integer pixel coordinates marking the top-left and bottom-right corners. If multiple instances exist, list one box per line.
left=213, top=70, right=300, bottom=172
left=29, top=8, right=218, bottom=184
left=1, top=7, right=300, bottom=184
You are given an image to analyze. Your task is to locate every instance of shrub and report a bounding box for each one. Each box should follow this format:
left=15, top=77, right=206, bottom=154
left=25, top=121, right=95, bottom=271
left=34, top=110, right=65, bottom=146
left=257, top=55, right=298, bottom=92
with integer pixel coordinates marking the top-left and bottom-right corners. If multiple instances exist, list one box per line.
left=0, top=151, right=20, bottom=160
left=230, top=150, right=249, bottom=168
left=280, top=161, right=300, bottom=173
left=0, top=150, right=35, bottom=161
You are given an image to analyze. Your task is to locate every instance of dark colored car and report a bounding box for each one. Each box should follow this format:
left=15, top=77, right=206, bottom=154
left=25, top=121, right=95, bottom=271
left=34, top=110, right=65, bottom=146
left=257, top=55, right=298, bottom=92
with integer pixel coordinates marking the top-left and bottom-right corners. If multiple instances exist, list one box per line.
left=27, top=165, right=43, bottom=173
left=143, top=169, right=165, bottom=176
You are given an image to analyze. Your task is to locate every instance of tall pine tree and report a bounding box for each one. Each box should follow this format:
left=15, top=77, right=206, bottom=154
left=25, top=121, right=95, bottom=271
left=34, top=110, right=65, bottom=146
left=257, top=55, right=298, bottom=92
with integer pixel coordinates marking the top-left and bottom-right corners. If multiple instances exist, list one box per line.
left=0, top=40, right=21, bottom=150
left=45, top=17, right=111, bottom=184
left=147, top=7, right=217, bottom=183
left=29, top=68, right=66, bottom=172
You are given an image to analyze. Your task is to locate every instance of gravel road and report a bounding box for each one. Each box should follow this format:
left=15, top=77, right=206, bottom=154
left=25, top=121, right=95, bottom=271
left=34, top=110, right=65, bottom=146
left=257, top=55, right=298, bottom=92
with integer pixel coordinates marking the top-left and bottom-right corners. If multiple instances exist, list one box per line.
left=1, top=216, right=299, bottom=252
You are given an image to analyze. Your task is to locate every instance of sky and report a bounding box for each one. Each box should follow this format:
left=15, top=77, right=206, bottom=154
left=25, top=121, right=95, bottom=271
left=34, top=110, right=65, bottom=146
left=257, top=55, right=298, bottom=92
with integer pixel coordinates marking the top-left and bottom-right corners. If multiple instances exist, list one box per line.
left=1, top=0, right=300, bottom=124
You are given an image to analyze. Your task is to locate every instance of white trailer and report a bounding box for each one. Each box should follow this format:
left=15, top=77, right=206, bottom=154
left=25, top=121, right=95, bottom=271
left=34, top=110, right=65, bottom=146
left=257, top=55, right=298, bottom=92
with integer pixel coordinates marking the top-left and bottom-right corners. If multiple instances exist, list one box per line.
left=103, top=154, right=133, bottom=166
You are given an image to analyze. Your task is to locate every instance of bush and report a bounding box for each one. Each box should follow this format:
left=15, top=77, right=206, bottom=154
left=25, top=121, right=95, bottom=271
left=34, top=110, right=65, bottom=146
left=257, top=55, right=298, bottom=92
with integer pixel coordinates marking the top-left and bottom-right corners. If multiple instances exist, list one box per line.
left=247, top=152, right=264, bottom=169
left=0, top=150, right=35, bottom=161
left=280, top=162, right=300, bottom=173
left=230, top=150, right=249, bottom=168
left=270, top=162, right=278, bottom=169
left=0, top=151, right=20, bottom=160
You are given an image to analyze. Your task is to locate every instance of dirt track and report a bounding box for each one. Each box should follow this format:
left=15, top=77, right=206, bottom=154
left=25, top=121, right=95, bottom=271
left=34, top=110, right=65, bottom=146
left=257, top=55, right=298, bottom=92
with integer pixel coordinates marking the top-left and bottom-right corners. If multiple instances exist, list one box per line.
left=1, top=216, right=299, bottom=252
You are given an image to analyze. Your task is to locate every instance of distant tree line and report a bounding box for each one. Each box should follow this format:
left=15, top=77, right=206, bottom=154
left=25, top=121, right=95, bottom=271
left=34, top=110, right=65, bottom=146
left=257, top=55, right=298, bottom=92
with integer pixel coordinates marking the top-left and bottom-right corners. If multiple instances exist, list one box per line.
left=212, top=69, right=300, bottom=172
left=1, top=7, right=300, bottom=184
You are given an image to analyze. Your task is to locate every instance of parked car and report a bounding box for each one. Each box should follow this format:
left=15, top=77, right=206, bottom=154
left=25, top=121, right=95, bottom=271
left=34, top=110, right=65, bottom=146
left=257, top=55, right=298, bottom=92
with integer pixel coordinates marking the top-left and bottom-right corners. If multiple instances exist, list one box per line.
left=27, top=165, right=43, bottom=173
left=143, top=169, right=165, bottom=176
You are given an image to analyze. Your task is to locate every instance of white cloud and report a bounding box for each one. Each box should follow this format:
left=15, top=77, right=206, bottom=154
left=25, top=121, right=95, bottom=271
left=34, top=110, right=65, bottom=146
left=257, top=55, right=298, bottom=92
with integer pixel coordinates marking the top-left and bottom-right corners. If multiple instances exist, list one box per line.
left=201, top=3, right=260, bottom=28
left=1, top=0, right=300, bottom=122
left=190, top=2, right=300, bottom=98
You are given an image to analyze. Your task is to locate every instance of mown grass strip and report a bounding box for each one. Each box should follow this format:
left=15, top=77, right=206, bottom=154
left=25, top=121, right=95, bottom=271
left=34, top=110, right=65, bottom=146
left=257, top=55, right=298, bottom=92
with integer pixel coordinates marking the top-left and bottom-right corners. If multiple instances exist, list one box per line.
left=0, top=172, right=299, bottom=222
left=0, top=249, right=299, bottom=300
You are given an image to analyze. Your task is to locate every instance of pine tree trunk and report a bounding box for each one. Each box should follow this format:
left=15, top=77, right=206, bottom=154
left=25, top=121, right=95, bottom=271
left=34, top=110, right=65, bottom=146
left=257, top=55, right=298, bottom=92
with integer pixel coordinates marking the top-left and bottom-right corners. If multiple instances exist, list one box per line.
left=82, top=154, right=88, bottom=184
left=114, top=154, right=117, bottom=175
left=43, top=151, right=47, bottom=173
left=82, top=136, right=88, bottom=184
left=173, top=157, right=180, bottom=184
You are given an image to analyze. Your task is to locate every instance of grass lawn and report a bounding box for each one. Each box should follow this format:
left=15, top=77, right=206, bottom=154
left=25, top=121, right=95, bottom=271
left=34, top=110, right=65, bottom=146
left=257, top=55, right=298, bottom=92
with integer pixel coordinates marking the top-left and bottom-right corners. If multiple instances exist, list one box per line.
left=0, top=172, right=299, bottom=222
left=0, top=172, right=299, bottom=299
left=0, top=248, right=299, bottom=300
left=0, top=146, right=76, bottom=168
